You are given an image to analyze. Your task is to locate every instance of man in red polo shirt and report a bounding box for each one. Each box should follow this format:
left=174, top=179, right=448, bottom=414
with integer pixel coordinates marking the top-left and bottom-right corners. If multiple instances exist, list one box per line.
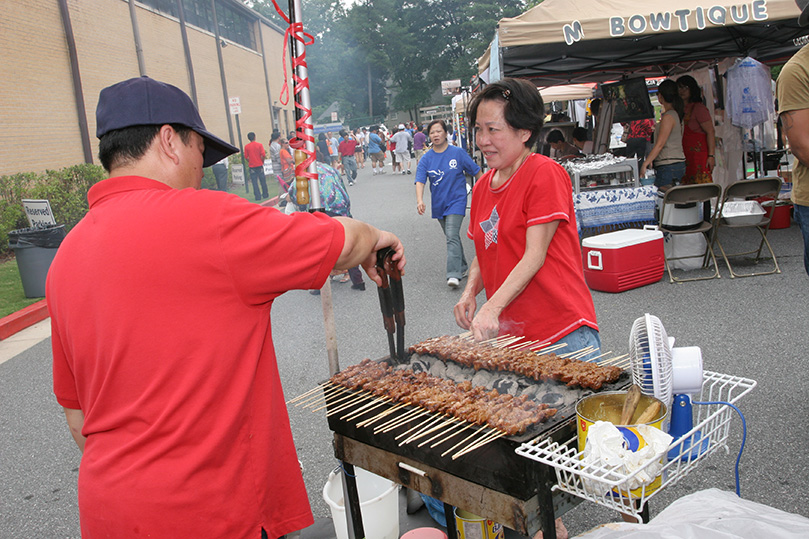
left=46, top=76, right=405, bottom=539
left=244, top=131, right=269, bottom=201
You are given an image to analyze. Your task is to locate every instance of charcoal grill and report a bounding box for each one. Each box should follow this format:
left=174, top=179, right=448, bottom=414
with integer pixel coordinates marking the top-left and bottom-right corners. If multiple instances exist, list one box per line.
left=324, top=248, right=630, bottom=539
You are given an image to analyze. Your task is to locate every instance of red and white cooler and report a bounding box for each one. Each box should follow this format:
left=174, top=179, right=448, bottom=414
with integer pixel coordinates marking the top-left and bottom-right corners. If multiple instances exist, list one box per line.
left=581, top=226, right=664, bottom=293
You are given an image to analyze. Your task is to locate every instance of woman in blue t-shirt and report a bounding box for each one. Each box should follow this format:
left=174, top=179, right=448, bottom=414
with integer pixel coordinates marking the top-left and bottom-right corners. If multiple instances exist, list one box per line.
left=415, top=119, right=482, bottom=288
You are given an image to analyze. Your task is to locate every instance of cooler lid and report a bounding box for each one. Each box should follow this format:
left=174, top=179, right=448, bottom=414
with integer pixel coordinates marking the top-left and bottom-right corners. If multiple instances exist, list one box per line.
left=581, top=227, right=663, bottom=249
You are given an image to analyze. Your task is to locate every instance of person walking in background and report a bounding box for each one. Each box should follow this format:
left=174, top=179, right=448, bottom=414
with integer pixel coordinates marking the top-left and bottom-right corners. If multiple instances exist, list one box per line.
left=677, top=75, right=716, bottom=184
left=368, top=126, right=386, bottom=175
left=279, top=135, right=295, bottom=191
left=285, top=147, right=368, bottom=291
left=415, top=119, right=482, bottom=288
left=269, top=131, right=285, bottom=190
left=391, top=123, right=414, bottom=175
left=211, top=156, right=228, bottom=191
left=413, top=125, right=427, bottom=164
left=317, top=133, right=331, bottom=164
left=641, top=80, right=686, bottom=187
left=46, top=75, right=405, bottom=539
left=571, top=127, right=594, bottom=155
left=354, top=128, right=366, bottom=168
left=389, top=126, right=401, bottom=173
left=777, top=0, right=809, bottom=275
left=338, top=129, right=359, bottom=186
left=546, top=129, right=582, bottom=160
left=328, top=131, right=340, bottom=169
left=244, top=131, right=269, bottom=201
left=622, top=118, right=656, bottom=164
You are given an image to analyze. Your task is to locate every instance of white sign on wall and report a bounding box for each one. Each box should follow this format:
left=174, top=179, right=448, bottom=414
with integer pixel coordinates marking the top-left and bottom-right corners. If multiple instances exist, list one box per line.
left=231, top=163, right=245, bottom=185
left=22, top=199, right=57, bottom=228
left=229, top=96, right=242, bottom=115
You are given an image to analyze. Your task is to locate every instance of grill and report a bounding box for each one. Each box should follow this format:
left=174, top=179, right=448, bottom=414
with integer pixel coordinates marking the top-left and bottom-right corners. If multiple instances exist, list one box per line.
left=319, top=248, right=629, bottom=538
left=323, top=354, right=630, bottom=538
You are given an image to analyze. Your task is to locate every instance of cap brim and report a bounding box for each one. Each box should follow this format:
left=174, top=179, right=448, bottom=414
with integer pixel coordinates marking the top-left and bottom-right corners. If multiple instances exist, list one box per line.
left=196, top=128, right=239, bottom=168
left=801, top=8, right=809, bottom=26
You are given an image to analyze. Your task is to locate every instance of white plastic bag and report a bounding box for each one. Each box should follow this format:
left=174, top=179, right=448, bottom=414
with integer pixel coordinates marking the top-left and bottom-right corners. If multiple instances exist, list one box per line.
left=576, top=488, right=809, bottom=539
left=664, top=233, right=707, bottom=270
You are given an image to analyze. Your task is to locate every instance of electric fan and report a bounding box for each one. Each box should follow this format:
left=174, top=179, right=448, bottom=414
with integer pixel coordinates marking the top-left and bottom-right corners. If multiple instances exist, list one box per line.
left=628, top=314, right=707, bottom=461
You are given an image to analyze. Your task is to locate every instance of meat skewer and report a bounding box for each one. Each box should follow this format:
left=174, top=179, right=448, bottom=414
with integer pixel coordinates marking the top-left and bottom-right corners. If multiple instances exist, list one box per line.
left=410, top=335, right=622, bottom=391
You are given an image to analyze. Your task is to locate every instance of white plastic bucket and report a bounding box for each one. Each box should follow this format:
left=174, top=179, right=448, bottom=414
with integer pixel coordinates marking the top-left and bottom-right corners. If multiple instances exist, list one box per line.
left=322, top=467, right=400, bottom=539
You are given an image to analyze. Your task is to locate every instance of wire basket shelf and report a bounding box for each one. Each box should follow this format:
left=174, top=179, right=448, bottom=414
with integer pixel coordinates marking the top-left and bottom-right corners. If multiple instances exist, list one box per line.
left=516, top=370, right=757, bottom=520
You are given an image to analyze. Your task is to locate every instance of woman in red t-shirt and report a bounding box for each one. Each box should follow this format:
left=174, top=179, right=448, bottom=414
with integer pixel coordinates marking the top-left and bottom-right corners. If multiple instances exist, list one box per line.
left=677, top=75, right=716, bottom=184
left=454, top=78, right=599, bottom=357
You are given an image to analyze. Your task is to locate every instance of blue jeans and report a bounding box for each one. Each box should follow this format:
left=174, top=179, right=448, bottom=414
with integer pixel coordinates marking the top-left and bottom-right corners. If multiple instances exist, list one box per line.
left=249, top=166, right=268, bottom=200
left=548, top=326, right=601, bottom=361
left=438, top=214, right=467, bottom=280
left=654, top=161, right=686, bottom=188
left=794, top=203, right=809, bottom=276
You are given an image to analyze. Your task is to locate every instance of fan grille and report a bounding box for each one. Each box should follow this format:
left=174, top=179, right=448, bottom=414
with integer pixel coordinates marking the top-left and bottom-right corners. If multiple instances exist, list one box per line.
left=629, top=314, right=673, bottom=409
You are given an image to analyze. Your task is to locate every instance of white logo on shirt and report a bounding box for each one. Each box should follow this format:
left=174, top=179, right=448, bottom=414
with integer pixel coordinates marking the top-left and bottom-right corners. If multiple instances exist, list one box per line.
left=449, top=159, right=458, bottom=169
left=428, top=169, right=445, bottom=187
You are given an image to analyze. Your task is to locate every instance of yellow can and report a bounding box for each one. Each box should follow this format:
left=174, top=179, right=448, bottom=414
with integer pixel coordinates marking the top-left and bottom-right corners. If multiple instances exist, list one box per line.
left=576, top=391, right=668, bottom=498
left=453, top=508, right=504, bottom=539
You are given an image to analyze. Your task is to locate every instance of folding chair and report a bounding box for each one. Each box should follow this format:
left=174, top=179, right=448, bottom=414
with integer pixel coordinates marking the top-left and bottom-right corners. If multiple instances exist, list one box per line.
left=659, top=183, right=722, bottom=283
left=713, top=177, right=782, bottom=278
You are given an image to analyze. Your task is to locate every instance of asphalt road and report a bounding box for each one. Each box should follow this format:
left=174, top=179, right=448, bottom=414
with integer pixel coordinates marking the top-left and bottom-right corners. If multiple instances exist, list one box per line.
left=1, top=162, right=808, bottom=538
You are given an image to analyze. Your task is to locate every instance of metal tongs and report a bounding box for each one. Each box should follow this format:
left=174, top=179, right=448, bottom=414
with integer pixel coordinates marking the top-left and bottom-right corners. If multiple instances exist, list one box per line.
left=375, top=247, right=405, bottom=362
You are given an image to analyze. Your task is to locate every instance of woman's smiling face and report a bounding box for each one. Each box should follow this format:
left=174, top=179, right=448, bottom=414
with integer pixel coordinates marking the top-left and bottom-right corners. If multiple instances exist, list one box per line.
left=474, top=99, right=530, bottom=173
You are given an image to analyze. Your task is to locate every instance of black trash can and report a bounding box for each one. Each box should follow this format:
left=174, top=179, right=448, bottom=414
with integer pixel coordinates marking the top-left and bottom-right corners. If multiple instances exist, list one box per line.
left=8, top=224, right=67, bottom=298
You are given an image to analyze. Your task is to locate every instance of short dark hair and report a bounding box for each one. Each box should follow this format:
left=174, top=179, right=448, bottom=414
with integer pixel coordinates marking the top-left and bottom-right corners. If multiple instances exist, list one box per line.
left=658, top=79, right=685, bottom=121
left=247, top=132, right=256, bottom=141
left=98, top=124, right=192, bottom=172
left=270, top=131, right=280, bottom=141
left=572, top=127, right=588, bottom=142
left=426, top=119, right=447, bottom=135
left=546, top=129, right=565, bottom=144
left=676, top=75, right=703, bottom=104
left=467, top=78, right=545, bottom=149
left=370, top=125, right=379, bottom=132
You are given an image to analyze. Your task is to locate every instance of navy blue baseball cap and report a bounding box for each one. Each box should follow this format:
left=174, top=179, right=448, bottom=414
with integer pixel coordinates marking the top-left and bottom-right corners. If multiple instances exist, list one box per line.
left=96, top=76, right=238, bottom=167
left=799, top=0, right=809, bottom=26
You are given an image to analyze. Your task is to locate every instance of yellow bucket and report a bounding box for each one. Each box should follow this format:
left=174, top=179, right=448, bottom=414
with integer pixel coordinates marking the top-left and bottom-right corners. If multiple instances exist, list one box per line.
left=453, top=508, right=504, bottom=539
left=576, top=391, right=668, bottom=498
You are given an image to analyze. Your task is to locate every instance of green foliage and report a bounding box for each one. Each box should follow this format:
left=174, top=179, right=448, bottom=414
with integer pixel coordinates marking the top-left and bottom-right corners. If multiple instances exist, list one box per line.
left=0, top=164, right=105, bottom=255
left=252, top=0, right=526, bottom=124
left=0, top=259, right=40, bottom=318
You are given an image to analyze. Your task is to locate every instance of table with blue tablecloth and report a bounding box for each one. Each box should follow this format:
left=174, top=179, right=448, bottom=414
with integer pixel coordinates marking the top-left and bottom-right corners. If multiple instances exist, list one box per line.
left=574, top=185, right=657, bottom=235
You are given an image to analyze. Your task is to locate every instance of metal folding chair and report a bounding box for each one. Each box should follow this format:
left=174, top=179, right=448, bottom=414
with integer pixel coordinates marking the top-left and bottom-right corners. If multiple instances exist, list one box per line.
left=713, top=177, right=782, bottom=278
left=659, top=183, right=722, bottom=283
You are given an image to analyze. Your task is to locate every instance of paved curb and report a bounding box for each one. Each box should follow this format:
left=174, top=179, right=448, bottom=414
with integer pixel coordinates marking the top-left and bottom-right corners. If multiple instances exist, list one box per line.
left=0, top=299, right=49, bottom=341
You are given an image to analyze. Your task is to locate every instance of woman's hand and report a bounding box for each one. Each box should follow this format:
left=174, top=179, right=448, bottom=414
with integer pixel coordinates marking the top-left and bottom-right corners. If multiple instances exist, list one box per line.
left=416, top=201, right=426, bottom=215
left=469, top=302, right=501, bottom=341
left=706, top=155, right=715, bottom=172
left=640, top=162, right=649, bottom=178
left=453, top=293, right=477, bottom=330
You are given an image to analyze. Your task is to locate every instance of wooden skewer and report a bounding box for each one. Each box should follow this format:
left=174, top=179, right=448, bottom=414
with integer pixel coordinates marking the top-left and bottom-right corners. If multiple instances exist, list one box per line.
left=396, top=413, right=446, bottom=442
left=422, top=419, right=470, bottom=448
left=370, top=406, right=416, bottom=432
left=379, top=408, right=432, bottom=434
left=493, top=336, right=523, bottom=348
left=323, top=390, right=376, bottom=415
left=560, top=345, right=594, bottom=359
left=296, top=383, right=343, bottom=407
left=481, top=333, right=511, bottom=345
left=404, top=416, right=460, bottom=446
left=286, top=383, right=329, bottom=405
left=600, top=353, right=629, bottom=366
left=452, top=429, right=507, bottom=460
left=510, top=339, right=540, bottom=350
left=532, top=342, right=567, bottom=353
left=458, top=331, right=472, bottom=339
left=441, top=425, right=488, bottom=457
left=341, top=396, right=392, bottom=421
left=357, top=402, right=404, bottom=428
left=313, top=388, right=367, bottom=412
left=588, top=350, right=613, bottom=362
left=374, top=406, right=422, bottom=433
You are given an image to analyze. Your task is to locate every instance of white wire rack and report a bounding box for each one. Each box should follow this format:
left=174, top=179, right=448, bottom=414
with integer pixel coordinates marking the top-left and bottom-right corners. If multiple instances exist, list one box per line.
left=516, top=370, right=757, bottom=520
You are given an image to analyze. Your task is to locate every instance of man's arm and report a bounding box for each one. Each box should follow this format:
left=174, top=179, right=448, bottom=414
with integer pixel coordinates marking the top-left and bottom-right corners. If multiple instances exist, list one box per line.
left=333, top=217, right=405, bottom=285
left=781, top=108, right=809, bottom=167
left=64, top=407, right=86, bottom=453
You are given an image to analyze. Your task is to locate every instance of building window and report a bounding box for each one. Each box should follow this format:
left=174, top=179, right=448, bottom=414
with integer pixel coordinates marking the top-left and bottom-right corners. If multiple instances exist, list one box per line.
left=139, top=0, right=256, bottom=51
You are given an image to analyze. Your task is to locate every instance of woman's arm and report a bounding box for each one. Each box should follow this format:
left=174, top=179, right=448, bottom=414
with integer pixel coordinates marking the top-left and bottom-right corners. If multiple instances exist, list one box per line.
left=454, top=257, right=484, bottom=329
left=415, top=182, right=427, bottom=215
left=459, top=221, right=559, bottom=341
left=699, top=107, right=717, bottom=171
left=64, top=407, right=86, bottom=453
left=640, top=113, right=676, bottom=177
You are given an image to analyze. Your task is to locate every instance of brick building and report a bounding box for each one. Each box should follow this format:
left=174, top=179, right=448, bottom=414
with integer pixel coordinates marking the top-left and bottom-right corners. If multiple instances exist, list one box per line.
left=0, top=0, right=295, bottom=175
